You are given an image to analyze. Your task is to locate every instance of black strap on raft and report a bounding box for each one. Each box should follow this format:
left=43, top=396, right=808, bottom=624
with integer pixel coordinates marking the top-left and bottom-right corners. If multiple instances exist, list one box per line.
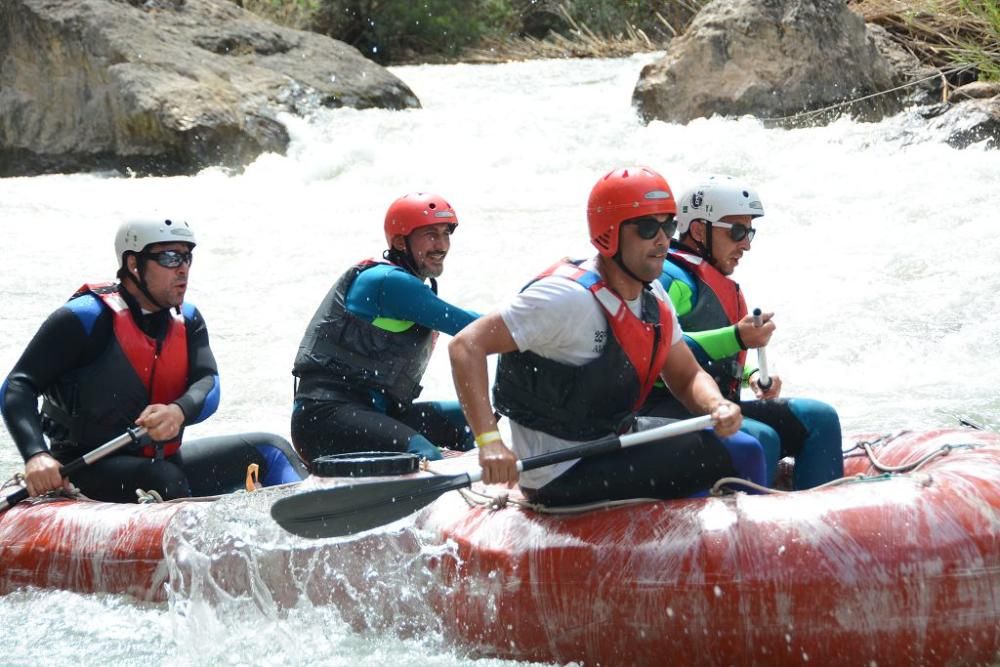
left=312, top=451, right=420, bottom=478
left=959, top=417, right=984, bottom=430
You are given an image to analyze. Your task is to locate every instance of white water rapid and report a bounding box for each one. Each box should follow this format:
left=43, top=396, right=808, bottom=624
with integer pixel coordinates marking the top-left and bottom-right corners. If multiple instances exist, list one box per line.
left=1, top=53, right=998, bottom=665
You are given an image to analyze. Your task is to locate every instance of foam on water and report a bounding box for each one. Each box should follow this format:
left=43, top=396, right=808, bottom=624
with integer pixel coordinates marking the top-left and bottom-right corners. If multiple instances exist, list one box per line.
left=1, top=53, right=999, bottom=663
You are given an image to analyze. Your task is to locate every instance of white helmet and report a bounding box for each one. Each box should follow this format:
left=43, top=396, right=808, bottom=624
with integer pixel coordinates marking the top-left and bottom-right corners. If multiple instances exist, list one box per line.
left=115, top=219, right=197, bottom=267
left=676, top=176, right=765, bottom=235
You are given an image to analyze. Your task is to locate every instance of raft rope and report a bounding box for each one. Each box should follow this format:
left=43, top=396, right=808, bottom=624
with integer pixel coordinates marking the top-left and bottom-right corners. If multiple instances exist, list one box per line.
left=0, top=472, right=25, bottom=494
left=435, top=430, right=989, bottom=513
left=132, top=491, right=224, bottom=504
left=0, top=472, right=88, bottom=504
left=135, top=488, right=164, bottom=504
left=454, top=486, right=657, bottom=514
left=711, top=433, right=983, bottom=494
left=0, top=474, right=224, bottom=506
left=841, top=431, right=903, bottom=457
left=863, top=440, right=982, bottom=474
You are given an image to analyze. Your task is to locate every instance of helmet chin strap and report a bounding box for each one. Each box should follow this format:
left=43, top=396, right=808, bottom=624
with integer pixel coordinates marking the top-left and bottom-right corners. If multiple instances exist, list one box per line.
left=125, top=256, right=169, bottom=311
left=692, top=221, right=719, bottom=268
left=612, top=253, right=651, bottom=288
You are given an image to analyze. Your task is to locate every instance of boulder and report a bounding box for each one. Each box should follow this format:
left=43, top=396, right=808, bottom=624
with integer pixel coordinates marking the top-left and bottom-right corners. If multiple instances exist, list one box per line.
left=0, top=0, right=420, bottom=176
left=633, top=0, right=903, bottom=126
left=922, top=98, right=1000, bottom=149
left=865, top=22, right=941, bottom=106
left=950, top=81, right=1000, bottom=103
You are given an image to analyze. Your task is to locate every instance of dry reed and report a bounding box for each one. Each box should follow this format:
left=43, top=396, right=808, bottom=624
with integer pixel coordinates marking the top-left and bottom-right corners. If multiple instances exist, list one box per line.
left=463, top=8, right=661, bottom=63
left=849, top=0, right=1000, bottom=79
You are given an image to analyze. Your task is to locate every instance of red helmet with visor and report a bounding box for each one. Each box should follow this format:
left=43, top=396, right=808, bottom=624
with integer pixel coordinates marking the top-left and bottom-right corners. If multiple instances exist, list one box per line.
left=384, top=193, right=458, bottom=247
left=586, top=166, right=676, bottom=257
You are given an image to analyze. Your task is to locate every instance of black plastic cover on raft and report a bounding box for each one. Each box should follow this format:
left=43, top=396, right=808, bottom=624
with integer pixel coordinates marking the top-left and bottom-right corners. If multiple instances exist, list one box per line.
left=312, top=451, right=420, bottom=478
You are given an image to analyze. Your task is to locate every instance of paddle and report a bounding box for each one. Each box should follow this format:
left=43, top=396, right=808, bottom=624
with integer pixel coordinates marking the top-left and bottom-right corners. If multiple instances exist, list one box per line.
left=0, top=426, right=147, bottom=513
left=271, top=414, right=714, bottom=539
left=752, top=307, right=773, bottom=391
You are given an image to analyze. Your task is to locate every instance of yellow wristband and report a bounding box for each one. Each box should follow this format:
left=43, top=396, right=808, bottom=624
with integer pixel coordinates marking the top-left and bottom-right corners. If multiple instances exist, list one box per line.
left=474, top=430, right=502, bottom=448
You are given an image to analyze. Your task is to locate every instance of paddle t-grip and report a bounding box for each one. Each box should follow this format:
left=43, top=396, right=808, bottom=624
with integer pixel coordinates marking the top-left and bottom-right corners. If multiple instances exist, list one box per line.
left=752, top=308, right=773, bottom=391
left=0, top=427, right=146, bottom=513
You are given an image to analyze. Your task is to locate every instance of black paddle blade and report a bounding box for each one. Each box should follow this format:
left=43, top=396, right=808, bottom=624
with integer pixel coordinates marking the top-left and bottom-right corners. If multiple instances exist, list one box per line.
left=270, top=472, right=472, bottom=539
left=0, top=487, right=29, bottom=513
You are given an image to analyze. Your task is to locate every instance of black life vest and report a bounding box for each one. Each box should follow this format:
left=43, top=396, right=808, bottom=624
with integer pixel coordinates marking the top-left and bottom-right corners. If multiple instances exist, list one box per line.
left=292, top=260, right=435, bottom=406
left=493, top=260, right=674, bottom=441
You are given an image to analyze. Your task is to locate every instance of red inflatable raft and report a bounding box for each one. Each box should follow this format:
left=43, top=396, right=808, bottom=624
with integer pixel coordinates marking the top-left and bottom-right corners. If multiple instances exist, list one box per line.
left=0, top=497, right=186, bottom=600
left=1, top=428, right=999, bottom=667
left=420, top=427, right=1000, bottom=666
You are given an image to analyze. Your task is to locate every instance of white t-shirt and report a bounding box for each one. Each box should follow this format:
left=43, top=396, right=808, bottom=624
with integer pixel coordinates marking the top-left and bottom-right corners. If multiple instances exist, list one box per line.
left=498, top=258, right=683, bottom=489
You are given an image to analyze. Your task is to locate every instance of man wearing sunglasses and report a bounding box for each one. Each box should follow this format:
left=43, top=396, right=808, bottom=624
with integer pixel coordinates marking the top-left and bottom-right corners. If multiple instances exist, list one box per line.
left=291, top=192, right=480, bottom=467
left=448, top=166, right=767, bottom=504
left=2, top=219, right=306, bottom=503
left=642, top=175, right=844, bottom=490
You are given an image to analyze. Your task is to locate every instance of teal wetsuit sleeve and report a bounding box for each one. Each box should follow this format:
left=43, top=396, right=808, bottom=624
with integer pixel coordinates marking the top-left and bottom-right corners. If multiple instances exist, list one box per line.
left=346, top=264, right=479, bottom=336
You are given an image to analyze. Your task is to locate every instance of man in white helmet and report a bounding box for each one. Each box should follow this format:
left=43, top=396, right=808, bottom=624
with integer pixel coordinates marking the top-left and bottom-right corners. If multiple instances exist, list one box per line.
left=1, top=219, right=305, bottom=503
left=641, top=176, right=844, bottom=490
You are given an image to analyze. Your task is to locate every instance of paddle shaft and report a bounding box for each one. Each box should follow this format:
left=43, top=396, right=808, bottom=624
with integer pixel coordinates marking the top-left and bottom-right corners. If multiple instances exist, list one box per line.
left=0, top=426, right=147, bottom=512
left=752, top=307, right=772, bottom=390
left=464, top=415, right=714, bottom=484
left=270, top=414, right=720, bottom=539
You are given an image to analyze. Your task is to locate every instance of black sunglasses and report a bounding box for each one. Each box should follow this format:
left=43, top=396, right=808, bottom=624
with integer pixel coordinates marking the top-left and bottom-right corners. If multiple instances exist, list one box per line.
left=713, top=221, right=757, bottom=243
left=141, top=250, right=194, bottom=268
left=626, top=215, right=677, bottom=240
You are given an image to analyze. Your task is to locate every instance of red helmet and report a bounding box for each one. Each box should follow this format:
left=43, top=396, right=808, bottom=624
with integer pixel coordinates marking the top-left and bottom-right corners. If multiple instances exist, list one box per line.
left=383, top=192, right=458, bottom=247
left=586, top=166, right=676, bottom=257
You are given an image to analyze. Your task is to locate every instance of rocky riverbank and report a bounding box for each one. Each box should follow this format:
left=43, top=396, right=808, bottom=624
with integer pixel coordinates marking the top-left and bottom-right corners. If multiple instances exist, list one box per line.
left=1, top=0, right=995, bottom=178
left=0, top=0, right=418, bottom=177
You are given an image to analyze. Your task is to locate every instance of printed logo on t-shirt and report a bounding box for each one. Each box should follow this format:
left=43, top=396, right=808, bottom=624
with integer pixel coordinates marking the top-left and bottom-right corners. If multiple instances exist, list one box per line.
left=593, top=329, right=606, bottom=353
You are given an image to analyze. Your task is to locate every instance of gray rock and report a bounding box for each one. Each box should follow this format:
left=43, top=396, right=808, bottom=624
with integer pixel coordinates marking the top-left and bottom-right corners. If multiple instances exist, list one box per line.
left=865, top=23, right=941, bottom=107
left=922, top=98, right=1000, bottom=149
left=633, top=0, right=904, bottom=126
left=0, top=0, right=420, bottom=176
left=950, top=81, right=1000, bottom=102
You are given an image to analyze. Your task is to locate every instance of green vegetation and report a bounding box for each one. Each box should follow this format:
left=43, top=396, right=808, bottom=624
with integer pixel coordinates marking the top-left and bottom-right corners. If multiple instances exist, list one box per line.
left=239, top=0, right=1000, bottom=81
left=309, top=0, right=516, bottom=63
left=956, top=0, right=1000, bottom=80
left=240, top=0, right=705, bottom=63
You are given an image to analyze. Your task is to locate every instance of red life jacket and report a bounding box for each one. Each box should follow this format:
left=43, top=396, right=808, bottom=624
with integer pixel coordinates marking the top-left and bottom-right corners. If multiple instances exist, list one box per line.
left=539, top=260, right=675, bottom=412
left=666, top=249, right=748, bottom=398
left=83, top=283, right=189, bottom=457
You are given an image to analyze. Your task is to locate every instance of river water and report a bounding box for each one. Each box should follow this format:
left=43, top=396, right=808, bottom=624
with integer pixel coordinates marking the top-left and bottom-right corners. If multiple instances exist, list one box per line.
left=1, top=53, right=999, bottom=665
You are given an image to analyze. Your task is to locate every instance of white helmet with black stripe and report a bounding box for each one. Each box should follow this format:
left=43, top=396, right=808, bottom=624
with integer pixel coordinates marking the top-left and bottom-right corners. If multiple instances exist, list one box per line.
left=676, top=176, right=765, bottom=235
left=115, top=219, right=197, bottom=267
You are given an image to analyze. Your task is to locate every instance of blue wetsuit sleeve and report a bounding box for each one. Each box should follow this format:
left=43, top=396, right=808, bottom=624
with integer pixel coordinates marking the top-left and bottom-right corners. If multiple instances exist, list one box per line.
left=1, top=301, right=111, bottom=462
left=347, top=265, right=479, bottom=336
left=176, top=304, right=220, bottom=424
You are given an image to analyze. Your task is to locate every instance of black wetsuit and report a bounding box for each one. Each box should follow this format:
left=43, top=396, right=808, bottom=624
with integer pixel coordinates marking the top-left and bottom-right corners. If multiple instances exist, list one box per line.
left=1, top=285, right=305, bottom=502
